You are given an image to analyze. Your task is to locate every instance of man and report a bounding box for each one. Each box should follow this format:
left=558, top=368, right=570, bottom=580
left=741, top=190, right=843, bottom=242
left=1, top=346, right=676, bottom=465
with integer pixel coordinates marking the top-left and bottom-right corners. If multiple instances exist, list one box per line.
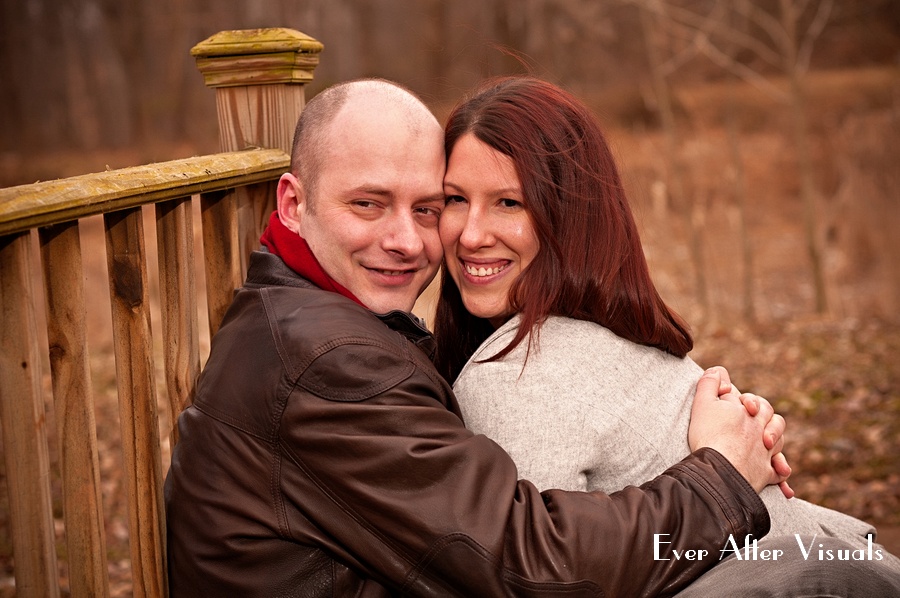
left=164, top=79, right=786, bottom=596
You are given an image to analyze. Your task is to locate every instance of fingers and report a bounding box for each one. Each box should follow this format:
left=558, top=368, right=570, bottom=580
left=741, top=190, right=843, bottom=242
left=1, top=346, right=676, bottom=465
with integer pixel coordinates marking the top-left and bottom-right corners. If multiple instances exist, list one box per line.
left=762, top=448, right=790, bottom=490
left=693, top=368, right=724, bottom=407
left=778, top=480, right=795, bottom=499
left=739, top=392, right=760, bottom=416
left=759, top=402, right=792, bottom=495
left=694, top=368, right=794, bottom=495
left=762, top=412, right=784, bottom=451
left=769, top=451, right=793, bottom=498
left=740, top=392, right=774, bottom=420
left=768, top=463, right=792, bottom=496
left=705, top=365, right=733, bottom=396
left=772, top=452, right=792, bottom=478
left=740, top=393, right=783, bottom=449
left=768, top=432, right=784, bottom=456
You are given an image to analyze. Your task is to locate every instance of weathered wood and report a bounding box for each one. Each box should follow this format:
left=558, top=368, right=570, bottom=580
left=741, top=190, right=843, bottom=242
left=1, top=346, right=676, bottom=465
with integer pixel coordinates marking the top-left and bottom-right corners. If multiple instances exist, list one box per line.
left=0, top=149, right=289, bottom=236
left=193, top=51, right=323, bottom=88
left=0, top=27, right=323, bottom=596
left=155, top=198, right=201, bottom=449
left=103, top=208, right=167, bottom=598
left=210, top=68, right=307, bottom=276
left=235, top=181, right=277, bottom=278
left=38, top=222, right=111, bottom=598
left=212, top=83, right=304, bottom=276
left=0, top=232, right=60, bottom=598
left=195, top=28, right=318, bottom=278
left=212, top=82, right=307, bottom=154
left=191, top=27, right=323, bottom=88
left=200, top=189, right=242, bottom=338
left=250, top=181, right=278, bottom=238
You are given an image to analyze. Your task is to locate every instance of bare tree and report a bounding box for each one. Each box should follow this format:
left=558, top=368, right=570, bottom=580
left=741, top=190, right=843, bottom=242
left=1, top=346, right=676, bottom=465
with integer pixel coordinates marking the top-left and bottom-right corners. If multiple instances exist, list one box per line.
left=635, top=0, right=834, bottom=314
left=777, top=0, right=832, bottom=313
left=724, top=78, right=756, bottom=323
left=636, top=1, right=710, bottom=312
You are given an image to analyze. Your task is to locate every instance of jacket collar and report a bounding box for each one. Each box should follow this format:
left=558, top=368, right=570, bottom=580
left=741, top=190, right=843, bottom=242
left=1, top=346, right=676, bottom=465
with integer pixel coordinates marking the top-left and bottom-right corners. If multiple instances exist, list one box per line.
left=247, top=249, right=437, bottom=360
left=259, top=212, right=365, bottom=308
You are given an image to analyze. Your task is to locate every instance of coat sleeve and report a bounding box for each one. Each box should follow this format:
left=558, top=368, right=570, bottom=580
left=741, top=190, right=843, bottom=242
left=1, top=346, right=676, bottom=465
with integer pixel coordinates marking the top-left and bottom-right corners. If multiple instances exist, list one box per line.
left=277, top=338, right=770, bottom=598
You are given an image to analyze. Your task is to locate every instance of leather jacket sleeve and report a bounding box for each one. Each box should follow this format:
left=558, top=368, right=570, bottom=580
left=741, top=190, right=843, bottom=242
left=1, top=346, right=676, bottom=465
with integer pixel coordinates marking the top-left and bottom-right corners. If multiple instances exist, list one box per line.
left=276, top=331, right=770, bottom=597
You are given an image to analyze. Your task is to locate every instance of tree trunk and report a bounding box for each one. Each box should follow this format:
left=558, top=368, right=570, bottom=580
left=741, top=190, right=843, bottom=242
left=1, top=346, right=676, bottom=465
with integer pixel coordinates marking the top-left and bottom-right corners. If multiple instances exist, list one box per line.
left=639, top=4, right=707, bottom=312
left=725, top=76, right=755, bottom=323
left=780, top=0, right=828, bottom=314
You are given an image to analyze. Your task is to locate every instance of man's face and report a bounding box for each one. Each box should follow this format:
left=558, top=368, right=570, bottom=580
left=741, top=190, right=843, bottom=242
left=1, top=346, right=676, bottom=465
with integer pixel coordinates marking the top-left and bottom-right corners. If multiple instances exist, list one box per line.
left=292, top=102, right=445, bottom=314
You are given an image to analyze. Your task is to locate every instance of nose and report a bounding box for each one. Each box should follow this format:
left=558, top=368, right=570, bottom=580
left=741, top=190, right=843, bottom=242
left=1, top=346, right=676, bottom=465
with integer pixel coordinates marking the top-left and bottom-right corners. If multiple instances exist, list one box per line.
left=457, top=206, right=493, bottom=251
left=382, top=211, right=425, bottom=257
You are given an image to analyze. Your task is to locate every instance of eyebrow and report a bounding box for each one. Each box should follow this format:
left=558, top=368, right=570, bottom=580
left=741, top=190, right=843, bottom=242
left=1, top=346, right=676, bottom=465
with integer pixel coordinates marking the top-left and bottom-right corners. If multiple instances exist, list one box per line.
left=419, top=192, right=447, bottom=203
left=348, top=185, right=393, bottom=197
left=443, top=181, right=522, bottom=197
left=349, top=185, right=444, bottom=204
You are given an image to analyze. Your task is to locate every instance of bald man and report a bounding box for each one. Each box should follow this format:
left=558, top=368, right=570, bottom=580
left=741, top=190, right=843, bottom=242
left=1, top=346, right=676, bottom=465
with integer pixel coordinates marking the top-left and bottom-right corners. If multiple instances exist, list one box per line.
left=164, top=79, right=790, bottom=596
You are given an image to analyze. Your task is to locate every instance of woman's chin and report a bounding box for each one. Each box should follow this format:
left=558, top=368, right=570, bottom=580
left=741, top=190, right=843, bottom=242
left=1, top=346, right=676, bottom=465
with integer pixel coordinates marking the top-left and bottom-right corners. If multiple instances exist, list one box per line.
left=461, top=297, right=512, bottom=326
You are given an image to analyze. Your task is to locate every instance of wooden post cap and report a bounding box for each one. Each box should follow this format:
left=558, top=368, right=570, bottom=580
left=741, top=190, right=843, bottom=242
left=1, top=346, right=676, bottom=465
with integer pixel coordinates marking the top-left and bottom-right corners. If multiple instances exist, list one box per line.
left=191, top=28, right=323, bottom=88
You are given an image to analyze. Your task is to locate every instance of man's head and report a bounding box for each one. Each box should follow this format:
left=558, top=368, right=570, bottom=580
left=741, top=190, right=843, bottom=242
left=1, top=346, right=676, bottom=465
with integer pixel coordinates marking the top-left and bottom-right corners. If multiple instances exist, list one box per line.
left=277, top=79, right=445, bottom=314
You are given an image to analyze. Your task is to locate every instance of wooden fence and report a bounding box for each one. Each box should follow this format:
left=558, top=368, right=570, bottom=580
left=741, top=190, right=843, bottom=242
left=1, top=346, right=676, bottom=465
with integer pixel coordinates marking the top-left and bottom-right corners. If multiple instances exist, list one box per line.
left=0, top=28, right=322, bottom=598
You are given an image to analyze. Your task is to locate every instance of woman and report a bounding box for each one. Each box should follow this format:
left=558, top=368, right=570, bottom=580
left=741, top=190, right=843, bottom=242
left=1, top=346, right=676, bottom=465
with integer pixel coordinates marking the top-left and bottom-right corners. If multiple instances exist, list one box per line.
left=433, top=75, right=891, bottom=552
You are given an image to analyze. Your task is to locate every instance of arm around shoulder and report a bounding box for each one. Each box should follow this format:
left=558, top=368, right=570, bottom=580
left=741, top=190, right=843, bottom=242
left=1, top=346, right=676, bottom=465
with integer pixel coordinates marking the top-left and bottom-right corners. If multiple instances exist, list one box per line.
left=273, top=340, right=770, bottom=596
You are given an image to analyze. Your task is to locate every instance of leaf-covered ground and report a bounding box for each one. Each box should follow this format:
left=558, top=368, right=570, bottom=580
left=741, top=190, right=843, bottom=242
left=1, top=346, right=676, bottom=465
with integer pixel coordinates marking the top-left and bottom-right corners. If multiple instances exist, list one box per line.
left=691, top=316, right=900, bottom=549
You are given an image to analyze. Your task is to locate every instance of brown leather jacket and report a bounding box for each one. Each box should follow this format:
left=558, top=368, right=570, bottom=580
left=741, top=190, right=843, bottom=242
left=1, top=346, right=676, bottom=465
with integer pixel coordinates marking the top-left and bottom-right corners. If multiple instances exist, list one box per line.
left=165, top=250, right=770, bottom=597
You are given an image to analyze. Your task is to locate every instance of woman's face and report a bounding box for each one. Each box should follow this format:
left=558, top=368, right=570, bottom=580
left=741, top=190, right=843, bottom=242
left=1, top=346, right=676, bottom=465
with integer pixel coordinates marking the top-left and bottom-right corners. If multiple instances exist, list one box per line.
left=440, top=133, right=540, bottom=327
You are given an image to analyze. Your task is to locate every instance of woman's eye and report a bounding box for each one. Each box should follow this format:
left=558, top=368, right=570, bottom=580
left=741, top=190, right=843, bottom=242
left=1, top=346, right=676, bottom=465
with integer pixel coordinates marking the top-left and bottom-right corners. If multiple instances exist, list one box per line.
left=499, top=198, right=521, bottom=208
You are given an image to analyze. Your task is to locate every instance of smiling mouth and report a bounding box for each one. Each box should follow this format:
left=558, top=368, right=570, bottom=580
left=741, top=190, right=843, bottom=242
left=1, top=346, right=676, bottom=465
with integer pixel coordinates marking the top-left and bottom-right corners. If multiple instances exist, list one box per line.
left=463, top=261, right=510, bottom=278
left=368, top=267, right=417, bottom=277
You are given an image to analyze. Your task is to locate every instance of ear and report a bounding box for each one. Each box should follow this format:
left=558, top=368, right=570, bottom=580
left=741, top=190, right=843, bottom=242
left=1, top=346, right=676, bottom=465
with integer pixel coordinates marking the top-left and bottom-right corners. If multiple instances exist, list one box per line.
left=276, top=173, right=306, bottom=234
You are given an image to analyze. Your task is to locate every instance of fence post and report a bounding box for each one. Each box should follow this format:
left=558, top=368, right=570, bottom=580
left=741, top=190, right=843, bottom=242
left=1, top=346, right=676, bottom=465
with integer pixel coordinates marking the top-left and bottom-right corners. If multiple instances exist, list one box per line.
left=191, top=28, right=322, bottom=336
left=0, top=232, right=60, bottom=598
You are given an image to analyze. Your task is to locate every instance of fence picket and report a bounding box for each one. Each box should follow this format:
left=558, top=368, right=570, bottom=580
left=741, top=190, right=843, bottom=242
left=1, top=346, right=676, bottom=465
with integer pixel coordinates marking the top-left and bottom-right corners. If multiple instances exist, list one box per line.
left=155, top=198, right=201, bottom=449
left=103, top=208, right=167, bottom=598
left=0, top=232, right=59, bottom=598
left=39, top=222, right=111, bottom=598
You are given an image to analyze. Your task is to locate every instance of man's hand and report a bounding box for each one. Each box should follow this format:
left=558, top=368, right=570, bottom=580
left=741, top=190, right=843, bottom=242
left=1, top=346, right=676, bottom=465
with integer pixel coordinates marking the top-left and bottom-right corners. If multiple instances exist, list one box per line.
left=688, top=368, right=791, bottom=494
left=705, top=366, right=794, bottom=498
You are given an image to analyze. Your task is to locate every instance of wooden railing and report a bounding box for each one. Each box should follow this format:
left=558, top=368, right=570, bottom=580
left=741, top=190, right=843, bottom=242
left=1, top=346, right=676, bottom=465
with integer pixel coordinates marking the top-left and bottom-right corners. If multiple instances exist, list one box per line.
left=0, top=28, right=322, bottom=598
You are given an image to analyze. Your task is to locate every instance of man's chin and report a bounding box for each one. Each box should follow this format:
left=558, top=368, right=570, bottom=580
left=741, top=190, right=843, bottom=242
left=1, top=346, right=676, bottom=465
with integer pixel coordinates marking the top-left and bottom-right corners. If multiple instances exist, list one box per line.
left=359, top=291, right=417, bottom=315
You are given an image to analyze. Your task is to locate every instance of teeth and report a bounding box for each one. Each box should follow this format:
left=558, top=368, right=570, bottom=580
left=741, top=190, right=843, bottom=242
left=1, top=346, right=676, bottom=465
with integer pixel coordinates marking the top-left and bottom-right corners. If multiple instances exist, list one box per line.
left=465, top=263, right=505, bottom=277
left=381, top=270, right=404, bottom=276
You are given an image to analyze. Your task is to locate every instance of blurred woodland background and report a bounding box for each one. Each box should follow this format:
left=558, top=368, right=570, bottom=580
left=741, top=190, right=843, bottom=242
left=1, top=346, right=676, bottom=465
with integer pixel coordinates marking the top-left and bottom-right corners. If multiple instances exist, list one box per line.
left=1, top=0, right=899, bottom=594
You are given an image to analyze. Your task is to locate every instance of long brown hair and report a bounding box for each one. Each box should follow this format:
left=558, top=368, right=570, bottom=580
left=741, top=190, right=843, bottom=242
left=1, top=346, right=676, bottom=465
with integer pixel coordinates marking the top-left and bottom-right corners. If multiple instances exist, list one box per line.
left=433, top=76, right=692, bottom=383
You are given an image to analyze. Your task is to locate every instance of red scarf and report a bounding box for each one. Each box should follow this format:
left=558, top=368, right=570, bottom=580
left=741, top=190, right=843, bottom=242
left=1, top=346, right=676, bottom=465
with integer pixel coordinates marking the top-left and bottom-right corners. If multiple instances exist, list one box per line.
left=259, top=211, right=366, bottom=308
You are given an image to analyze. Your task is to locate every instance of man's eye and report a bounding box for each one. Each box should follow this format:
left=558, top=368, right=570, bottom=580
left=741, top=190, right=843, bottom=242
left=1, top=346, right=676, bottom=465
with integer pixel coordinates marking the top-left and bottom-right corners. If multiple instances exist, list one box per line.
left=415, top=206, right=442, bottom=217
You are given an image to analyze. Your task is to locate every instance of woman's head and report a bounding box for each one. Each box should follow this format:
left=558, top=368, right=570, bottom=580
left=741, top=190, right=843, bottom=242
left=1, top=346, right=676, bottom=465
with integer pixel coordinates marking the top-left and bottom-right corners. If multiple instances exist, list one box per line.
left=434, top=76, right=692, bottom=382
left=441, top=131, right=540, bottom=327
